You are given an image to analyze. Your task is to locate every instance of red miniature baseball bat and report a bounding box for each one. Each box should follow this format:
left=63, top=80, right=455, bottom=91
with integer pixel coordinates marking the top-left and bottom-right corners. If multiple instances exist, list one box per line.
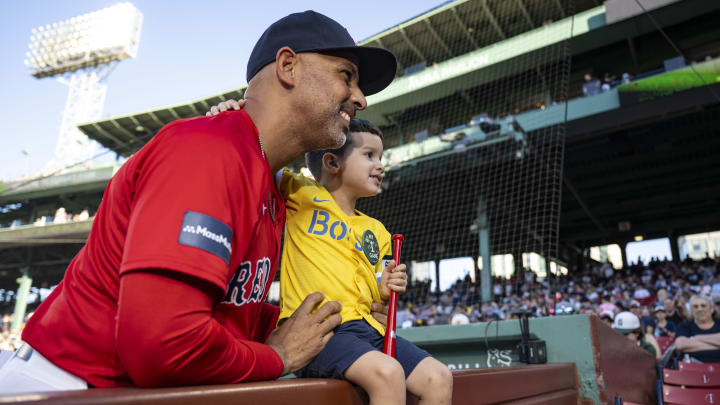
left=382, top=234, right=404, bottom=357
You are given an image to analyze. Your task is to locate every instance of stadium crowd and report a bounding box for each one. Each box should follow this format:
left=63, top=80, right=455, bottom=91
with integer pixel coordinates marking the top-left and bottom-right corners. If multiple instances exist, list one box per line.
left=0, top=313, right=22, bottom=351
left=1, top=207, right=92, bottom=230
left=393, top=256, right=719, bottom=332
left=2, top=255, right=719, bottom=355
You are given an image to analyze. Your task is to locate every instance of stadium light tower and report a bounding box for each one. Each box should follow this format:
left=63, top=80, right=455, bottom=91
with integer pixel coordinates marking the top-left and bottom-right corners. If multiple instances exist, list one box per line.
left=25, top=3, right=142, bottom=174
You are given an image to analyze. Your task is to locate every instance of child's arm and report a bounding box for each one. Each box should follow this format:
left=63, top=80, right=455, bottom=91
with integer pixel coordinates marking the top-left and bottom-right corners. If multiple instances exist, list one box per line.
left=379, top=261, right=408, bottom=302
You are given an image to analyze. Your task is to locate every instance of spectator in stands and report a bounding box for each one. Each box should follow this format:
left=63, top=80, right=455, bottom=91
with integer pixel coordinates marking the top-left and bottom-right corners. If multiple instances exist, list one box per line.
left=601, top=72, right=616, bottom=92
left=76, top=209, right=90, bottom=222
left=451, top=307, right=470, bottom=325
left=599, top=295, right=617, bottom=314
left=493, top=283, right=503, bottom=300
left=629, top=300, right=643, bottom=318
left=686, top=267, right=700, bottom=285
left=582, top=73, right=601, bottom=97
left=599, top=311, right=614, bottom=327
left=712, top=292, right=720, bottom=320
left=662, top=298, right=678, bottom=322
left=633, top=284, right=651, bottom=301
left=52, top=207, right=69, bottom=224
left=601, top=262, right=614, bottom=280
left=398, top=307, right=415, bottom=329
left=1, top=314, right=9, bottom=333
left=653, top=305, right=676, bottom=338
left=675, top=295, right=720, bottom=363
left=613, top=311, right=657, bottom=357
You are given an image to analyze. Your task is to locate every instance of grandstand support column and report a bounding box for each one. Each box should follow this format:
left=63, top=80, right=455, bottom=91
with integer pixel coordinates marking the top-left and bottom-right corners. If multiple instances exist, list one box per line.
left=627, top=37, right=640, bottom=69
left=476, top=200, right=493, bottom=303
left=29, top=204, right=37, bottom=224
left=11, top=271, right=32, bottom=332
left=512, top=248, right=524, bottom=296
left=575, top=246, right=584, bottom=272
left=668, top=230, right=681, bottom=262
left=620, top=240, right=629, bottom=268
left=434, top=260, right=441, bottom=301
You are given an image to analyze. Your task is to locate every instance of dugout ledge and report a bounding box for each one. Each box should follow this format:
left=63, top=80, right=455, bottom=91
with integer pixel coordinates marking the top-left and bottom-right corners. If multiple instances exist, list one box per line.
left=0, top=364, right=581, bottom=405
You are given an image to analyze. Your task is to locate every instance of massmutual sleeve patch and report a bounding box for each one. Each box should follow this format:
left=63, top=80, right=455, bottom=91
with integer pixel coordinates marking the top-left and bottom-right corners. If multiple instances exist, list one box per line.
left=178, top=211, right=233, bottom=265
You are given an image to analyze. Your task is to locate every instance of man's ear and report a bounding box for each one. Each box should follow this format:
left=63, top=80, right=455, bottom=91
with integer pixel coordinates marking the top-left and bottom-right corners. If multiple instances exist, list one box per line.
left=322, top=153, right=342, bottom=174
left=276, top=46, right=298, bottom=88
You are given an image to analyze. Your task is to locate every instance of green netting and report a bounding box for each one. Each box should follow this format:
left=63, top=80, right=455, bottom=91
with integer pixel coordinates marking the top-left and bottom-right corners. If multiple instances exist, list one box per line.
left=355, top=0, right=575, bottom=301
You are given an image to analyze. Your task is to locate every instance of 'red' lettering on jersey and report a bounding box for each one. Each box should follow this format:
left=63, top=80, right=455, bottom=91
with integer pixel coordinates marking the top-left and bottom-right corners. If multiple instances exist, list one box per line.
left=22, top=110, right=285, bottom=387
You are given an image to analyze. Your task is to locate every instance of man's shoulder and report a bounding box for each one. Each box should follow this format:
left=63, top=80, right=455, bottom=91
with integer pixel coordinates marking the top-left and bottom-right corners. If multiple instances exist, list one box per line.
left=159, top=111, right=257, bottom=151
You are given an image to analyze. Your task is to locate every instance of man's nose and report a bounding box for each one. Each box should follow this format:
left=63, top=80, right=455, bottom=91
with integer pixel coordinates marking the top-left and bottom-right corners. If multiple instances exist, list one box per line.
left=350, top=84, right=367, bottom=112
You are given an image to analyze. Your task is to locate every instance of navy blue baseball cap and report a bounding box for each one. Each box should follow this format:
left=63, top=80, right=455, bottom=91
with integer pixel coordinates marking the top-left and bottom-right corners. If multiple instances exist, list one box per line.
left=247, top=10, right=397, bottom=96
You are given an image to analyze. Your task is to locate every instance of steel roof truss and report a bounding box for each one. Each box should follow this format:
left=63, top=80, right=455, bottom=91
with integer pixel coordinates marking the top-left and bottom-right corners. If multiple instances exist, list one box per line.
left=481, top=0, right=507, bottom=40
left=450, top=7, right=480, bottom=49
left=399, top=27, right=427, bottom=62
left=514, top=0, right=536, bottom=30
left=91, top=122, right=124, bottom=148
left=424, top=19, right=454, bottom=58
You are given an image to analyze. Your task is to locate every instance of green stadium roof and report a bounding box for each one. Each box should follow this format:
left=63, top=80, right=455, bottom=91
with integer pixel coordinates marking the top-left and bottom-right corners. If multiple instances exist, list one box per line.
left=358, top=0, right=597, bottom=71
left=77, top=0, right=716, bottom=157
left=0, top=165, right=119, bottom=204
left=0, top=220, right=92, bottom=249
left=78, top=0, right=603, bottom=156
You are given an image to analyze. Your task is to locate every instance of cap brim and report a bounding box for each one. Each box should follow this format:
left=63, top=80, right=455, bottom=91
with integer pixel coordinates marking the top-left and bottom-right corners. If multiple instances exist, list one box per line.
left=318, top=46, right=397, bottom=96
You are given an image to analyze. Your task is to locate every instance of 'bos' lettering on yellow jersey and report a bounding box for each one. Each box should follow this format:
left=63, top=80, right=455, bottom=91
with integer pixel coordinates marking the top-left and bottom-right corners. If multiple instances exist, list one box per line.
left=278, top=169, right=391, bottom=335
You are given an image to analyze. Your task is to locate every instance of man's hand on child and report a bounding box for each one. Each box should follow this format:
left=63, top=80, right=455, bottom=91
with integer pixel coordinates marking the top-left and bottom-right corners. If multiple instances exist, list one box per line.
left=206, top=99, right=244, bottom=116
left=379, top=261, right=407, bottom=301
left=265, top=292, right=342, bottom=376
left=370, top=302, right=388, bottom=327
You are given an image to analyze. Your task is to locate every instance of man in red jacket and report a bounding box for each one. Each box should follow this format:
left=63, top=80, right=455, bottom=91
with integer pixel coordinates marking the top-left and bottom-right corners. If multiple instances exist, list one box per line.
left=0, top=10, right=396, bottom=393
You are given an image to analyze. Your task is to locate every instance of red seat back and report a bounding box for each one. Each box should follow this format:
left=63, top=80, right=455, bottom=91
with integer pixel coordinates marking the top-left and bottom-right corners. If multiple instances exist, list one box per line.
left=656, top=336, right=674, bottom=355
left=662, top=384, right=720, bottom=404
left=637, top=296, right=656, bottom=307
left=663, top=368, right=720, bottom=387
left=678, top=363, right=720, bottom=373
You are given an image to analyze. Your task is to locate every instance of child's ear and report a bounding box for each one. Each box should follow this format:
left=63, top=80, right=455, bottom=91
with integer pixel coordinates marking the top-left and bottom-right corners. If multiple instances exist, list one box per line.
left=322, top=153, right=341, bottom=174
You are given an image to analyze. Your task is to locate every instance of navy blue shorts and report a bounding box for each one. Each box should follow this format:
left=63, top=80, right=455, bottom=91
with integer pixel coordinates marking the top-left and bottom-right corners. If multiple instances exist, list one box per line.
left=296, top=320, right=430, bottom=380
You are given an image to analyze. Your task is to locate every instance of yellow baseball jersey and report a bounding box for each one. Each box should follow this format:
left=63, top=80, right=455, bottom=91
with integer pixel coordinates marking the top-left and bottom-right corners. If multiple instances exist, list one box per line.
left=278, top=169, right=392, bottom=335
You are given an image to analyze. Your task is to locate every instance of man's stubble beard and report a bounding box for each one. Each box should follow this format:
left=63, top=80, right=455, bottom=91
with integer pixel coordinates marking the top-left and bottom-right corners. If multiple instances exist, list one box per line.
left=310, top=105, right=347, bottom=150
left=294, top=84, right=346, bottom=151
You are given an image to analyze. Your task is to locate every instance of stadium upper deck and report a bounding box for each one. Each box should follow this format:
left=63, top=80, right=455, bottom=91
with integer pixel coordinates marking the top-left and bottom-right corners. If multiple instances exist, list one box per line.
left=75, top=0, right=715, bottom=154
left=70, top=0, right=720, bottom=246
left=2, top=0, right=720, bottom=288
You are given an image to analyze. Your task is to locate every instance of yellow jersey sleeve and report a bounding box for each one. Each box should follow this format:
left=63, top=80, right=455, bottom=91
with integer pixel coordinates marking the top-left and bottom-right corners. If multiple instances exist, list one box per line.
left=279, top=168, right=310, bottom=198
